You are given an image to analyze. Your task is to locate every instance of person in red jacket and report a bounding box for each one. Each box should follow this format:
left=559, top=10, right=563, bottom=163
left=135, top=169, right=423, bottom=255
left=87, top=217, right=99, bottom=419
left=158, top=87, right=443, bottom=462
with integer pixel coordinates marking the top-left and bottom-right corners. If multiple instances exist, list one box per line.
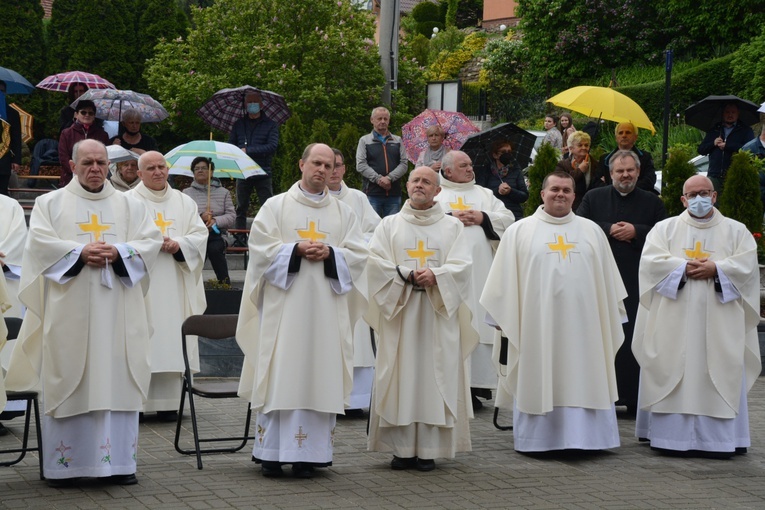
left=58, top=100, right=109, bottom=186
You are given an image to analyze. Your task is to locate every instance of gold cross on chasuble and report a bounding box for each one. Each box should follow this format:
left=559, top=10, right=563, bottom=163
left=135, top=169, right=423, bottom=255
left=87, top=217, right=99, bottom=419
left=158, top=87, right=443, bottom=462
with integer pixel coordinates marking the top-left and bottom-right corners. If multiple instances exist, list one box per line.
left=684, top=241, right=711, bottom=260
left=297, top=220, right=327, bottom=242
left=154, top=212, right=173, bottom=236
left=406, top=239, right=437, bottom=267
left=78, top=213, right=112, bottom=242
left=449, top=196, right=472, bottom=211
left=547, top=234, right=576, bottom=260
left=295, top=426, right=308, bottom=448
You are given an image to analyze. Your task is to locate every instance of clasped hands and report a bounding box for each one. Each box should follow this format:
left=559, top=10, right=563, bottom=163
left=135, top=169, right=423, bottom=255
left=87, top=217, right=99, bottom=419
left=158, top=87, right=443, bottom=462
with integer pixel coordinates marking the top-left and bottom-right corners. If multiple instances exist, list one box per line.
left=161, top=236, right=180, bottom=254
left=297, top=240, right=331, bottom=261
left=609, top=221, right=636, bottom=242
left=81, top=241, right=118, bottom=268
left=686, top=258, right=716, bottom=280
left=452, top=209, right=483, bottom=227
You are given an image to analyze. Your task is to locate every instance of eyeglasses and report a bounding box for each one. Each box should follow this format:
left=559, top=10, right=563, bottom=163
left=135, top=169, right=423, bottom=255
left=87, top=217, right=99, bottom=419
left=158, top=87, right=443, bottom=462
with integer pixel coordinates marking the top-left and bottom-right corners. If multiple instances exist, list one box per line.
left=684, top=190, right=713, bottom=199
left=193, top=166, right=210, bottom=172
left=78, top=110, right=96, bottom=116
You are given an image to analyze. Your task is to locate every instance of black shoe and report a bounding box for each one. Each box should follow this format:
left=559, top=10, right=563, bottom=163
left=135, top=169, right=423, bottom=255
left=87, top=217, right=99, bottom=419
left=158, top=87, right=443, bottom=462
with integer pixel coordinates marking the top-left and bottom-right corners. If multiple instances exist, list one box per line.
left=47, top=477, right=81, bottom=488
left=292, top=463, right=315, bottom=479
left=110, top=474, right=138, bottom=485
left=0, top=423, right=7, bottom=436
left=344, top=408, right=365, bottom=418
left=156, top=411, right=178, bottom=422
left=390, top=456, right=417, bottom=470
left=471, top=393, right=483, bottom=411
left=0, top=410, right=24, bottom=420
left=261, top=461, right=284, bottom=478
left=416, top=458, right=436, bottom=472
left=735, top=447, right=748, bottom=455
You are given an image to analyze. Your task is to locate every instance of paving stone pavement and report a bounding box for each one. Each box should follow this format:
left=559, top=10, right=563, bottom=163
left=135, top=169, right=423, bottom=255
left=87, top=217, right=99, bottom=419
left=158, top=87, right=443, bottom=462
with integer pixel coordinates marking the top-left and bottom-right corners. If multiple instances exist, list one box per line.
left=2, top=377, right=765, bottom=509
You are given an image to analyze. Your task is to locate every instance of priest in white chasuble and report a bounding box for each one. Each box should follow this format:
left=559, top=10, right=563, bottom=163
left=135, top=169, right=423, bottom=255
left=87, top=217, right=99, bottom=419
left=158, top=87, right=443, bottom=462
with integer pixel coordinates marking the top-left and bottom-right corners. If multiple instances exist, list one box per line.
left=237, top=143, right=368, bottom=479
left=0, top=274, right=11, bottom=413
left=633, top=175, right=761, bottom=457
left=0, top=194, right=27, bottom=397
left=5, top=139, right=162, bottom=487
left=437, top=150, right=514, bottom=410
left=328, top=149, right=381, bottom=414
left=481, top=171, right=627, bottom=452
left=366, top=166, right=478, bottom=472
left=126, top=151, right=207, bottom=421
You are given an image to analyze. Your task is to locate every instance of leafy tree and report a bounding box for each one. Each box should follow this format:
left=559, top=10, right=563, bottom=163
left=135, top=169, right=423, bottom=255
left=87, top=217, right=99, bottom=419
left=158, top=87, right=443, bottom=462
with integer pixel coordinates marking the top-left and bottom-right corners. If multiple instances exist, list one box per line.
left=135, top=0, right=189, bottom=91
left=48, top=0, right=140, bottom=90
left=309, top=119, right=333, bottom=146
left=661, top=145, right=697, bottom=216
left=0, top=0, right=46, bottom=138
left=731, top=33, right=765, bottom=103
left=718, top=152, right=763, bottom=233
left=524, top=142, right=558, bottom=216
left=517, top=0, right=662, bottom=95
left=146, top=0, right=384, bottom=143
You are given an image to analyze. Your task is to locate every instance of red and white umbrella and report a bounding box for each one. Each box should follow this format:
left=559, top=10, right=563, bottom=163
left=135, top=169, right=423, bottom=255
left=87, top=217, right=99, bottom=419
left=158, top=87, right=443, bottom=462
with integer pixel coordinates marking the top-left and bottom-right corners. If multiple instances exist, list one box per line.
left=36, top=71, right=116, bottom=93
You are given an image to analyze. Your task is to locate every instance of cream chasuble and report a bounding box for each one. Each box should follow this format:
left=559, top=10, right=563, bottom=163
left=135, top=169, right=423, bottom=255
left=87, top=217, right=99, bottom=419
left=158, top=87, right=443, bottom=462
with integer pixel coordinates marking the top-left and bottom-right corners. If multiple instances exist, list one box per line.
left=332, top=182, right=381, bottom=409
left=481, top=207, right=627, bottom=415
left=437, top=179, right=514, bottom=389
left=237, top=182, right=368, bottom=415
left=633, top=210, right=760, bottom=419
left=126, top=183, right=208, bottom=412
left=0, top=275, right=10, bottom=411
left=0, top=194, right=26, bottom=378
left=5, top=178, right=162, bottom=418
left=365, top=200, right=478, bottom=458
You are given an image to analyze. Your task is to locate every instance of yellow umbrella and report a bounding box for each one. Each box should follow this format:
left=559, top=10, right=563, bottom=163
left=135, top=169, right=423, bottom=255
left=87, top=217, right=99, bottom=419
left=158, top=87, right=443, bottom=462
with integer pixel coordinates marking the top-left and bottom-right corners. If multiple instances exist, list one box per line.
left=547, top=86, right=656, bottom=135
left=9, top=103, right=33, bottom=143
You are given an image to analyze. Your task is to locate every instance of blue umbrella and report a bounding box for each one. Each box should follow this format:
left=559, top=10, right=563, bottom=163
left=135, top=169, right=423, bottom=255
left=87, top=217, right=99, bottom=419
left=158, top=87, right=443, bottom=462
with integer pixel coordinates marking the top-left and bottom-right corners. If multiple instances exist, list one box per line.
left=0, top=66, right=35, bottom=94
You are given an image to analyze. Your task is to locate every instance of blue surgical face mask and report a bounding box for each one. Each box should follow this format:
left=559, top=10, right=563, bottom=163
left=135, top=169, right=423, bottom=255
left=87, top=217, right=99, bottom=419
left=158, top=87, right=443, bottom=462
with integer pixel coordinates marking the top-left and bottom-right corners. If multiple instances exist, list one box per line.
left=246, top=103, right=261, bottom=115
left=687, top=195, right=714, bottom=217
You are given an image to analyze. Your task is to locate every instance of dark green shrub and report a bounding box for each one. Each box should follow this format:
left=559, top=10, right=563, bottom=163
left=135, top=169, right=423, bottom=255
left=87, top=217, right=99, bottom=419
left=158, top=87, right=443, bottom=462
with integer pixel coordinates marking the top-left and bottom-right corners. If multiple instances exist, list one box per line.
left=718, top=152, right=763, bottom=232
left=661, top=145, right=697, bottom=216
left=524, top=143, right=558, bottom=216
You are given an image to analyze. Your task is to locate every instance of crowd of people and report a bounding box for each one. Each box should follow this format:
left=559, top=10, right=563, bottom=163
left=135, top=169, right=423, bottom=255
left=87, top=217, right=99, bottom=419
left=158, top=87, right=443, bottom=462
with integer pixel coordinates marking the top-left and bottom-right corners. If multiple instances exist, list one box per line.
left=0, top=97, right=761, bottom=489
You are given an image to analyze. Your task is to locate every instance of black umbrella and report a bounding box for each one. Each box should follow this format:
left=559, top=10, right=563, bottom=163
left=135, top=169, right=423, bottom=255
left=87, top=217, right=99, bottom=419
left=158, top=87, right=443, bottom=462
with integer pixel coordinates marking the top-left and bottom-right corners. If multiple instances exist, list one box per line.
left=460, top=123, right=537, bottom=170
left=684, top=95, right=760, bottom=133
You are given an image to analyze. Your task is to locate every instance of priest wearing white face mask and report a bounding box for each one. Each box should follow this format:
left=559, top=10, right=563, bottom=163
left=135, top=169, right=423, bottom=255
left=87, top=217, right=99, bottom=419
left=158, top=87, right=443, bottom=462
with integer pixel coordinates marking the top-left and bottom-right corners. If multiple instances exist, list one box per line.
left=633, top=175, right=761, bottom=458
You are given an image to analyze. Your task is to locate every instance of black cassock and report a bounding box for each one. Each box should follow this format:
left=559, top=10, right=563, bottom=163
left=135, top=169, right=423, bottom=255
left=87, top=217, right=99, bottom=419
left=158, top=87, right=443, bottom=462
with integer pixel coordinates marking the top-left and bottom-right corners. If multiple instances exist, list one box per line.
left=577, top=186, right=667, bottom=410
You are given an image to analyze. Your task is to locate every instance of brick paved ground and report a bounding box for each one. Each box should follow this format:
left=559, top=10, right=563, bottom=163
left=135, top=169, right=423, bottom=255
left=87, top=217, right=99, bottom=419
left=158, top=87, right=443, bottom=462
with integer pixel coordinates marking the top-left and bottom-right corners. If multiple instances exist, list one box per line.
left=2, top=377, right=765, bottom=509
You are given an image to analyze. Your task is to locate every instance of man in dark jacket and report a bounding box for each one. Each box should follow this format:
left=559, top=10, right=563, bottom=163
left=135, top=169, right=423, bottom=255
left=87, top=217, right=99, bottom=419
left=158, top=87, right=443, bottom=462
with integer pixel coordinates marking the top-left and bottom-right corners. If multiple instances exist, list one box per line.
left=698, top=103, right=754, bottom=196
left=355, top=106, right=408, bottom=217
left=577, top=150, right=667, bottom=415
left=228, top=91, right=279, bottom=229
left=0, top=81, right=22, bottom=196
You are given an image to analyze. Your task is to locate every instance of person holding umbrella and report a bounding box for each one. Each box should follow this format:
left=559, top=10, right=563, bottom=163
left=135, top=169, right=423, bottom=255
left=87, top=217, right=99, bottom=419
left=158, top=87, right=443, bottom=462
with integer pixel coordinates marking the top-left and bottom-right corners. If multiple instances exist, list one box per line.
left=698, top=103, right=755, bottom=196
left=228, top=91, right=279, bottom=230
left=475, top=139, right=528, bottom=221
left=182, top=157, right=235, bottom=284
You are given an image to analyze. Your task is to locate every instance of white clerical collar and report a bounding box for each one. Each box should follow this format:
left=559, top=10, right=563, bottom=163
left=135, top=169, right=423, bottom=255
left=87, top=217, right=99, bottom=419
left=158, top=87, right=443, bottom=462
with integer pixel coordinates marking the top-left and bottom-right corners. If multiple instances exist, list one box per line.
left=328, top=187, right=342, bottom=196
left=298, top=184, right=326, bottom=201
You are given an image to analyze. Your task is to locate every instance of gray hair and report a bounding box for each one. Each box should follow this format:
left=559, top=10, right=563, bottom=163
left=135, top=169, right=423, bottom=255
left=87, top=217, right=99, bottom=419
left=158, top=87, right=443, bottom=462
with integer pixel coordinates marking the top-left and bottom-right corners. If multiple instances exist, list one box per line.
left=371, top=106, right=390, bottom=118
left=609, top=149, right=641, bottom=170
left=121, top=108, right=142, bottom=123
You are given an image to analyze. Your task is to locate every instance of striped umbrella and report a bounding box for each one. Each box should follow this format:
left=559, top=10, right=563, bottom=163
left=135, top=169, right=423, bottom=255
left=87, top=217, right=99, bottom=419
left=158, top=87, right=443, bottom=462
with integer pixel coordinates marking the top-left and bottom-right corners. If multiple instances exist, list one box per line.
left=36, top=71, right=116, bottom=92
left=165, top=140, right=266, bottom=180
left=9, top=104, right=33, bottom=144
left=196, top=85, right=291, bottom=133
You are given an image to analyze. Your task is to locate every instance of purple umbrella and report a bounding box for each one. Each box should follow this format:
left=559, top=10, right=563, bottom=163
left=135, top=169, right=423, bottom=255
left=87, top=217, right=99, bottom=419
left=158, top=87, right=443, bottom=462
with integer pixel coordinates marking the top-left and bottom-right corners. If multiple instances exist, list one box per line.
left=402, top=109, right=479, bottom=164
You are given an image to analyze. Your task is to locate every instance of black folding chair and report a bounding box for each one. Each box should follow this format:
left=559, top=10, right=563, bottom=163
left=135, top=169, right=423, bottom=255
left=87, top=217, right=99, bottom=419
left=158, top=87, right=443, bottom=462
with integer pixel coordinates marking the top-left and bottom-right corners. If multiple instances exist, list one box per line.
left=173, top=314, right=253, bottom=469
left=1, top=317, right=44, bottom=480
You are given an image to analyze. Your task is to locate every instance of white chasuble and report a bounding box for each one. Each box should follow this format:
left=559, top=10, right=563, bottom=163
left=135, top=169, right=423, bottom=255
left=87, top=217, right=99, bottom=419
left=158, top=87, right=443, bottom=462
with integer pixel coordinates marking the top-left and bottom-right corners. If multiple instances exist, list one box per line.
left=0, top=275, right=10, bottom=411
left=633, top=210, right=760, bottom=419
left=237, top=183, right=368, bottom=416
left=126, top=183, right=207, bottom=412
left=5, top=178, right=162, bottom=418
left=438, top=179, right=514, bottom=389
left=0, top=194, right=26, bottom=319
left=481, top=207, right=627, bottom=415
left=366, top=200, right=478, bottom=458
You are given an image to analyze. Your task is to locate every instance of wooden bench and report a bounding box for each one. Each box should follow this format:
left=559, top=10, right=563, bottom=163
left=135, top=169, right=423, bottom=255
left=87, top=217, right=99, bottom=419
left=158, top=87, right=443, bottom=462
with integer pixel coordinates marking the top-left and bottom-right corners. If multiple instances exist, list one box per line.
left=226, top=228, right=250, bottom=269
